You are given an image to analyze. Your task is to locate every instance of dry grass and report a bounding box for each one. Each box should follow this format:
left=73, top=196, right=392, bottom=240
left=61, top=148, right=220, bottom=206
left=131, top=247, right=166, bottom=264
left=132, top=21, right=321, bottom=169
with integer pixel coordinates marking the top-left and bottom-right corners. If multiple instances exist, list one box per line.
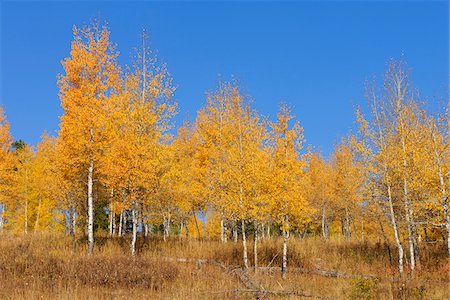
left=0, top=233, right=448, bottom=299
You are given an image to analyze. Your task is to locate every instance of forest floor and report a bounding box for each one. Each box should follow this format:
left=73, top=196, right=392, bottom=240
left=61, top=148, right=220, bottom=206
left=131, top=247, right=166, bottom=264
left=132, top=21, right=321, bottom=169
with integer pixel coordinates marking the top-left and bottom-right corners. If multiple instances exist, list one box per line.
left=0, top=233, right=448, bottom=299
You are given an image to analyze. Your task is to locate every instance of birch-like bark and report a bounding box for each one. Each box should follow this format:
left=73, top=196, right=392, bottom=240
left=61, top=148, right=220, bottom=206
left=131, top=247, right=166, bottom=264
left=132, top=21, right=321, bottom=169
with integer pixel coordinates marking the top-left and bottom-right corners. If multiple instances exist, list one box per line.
left=163, top=217, right=167, bottom=241
left=387, top=178, right=404, bottom=276
left=371, top=88, right=404, bottom=276
left=281, top=215, right=289, bottom=279
left=130, top=200, right=137, bottom=256
left=401, top=134, right=416, bottom=272
left=122, top=211, right=127, bottom=236
left=233, top=221, right=238, bottom=242
left=242, top=219, right=249, bottom=269
left=118, top=210, right=123, bottom=237
left=321, top=207, right=329, bottom=239
left=430, top=124, right=450, bottom=256
left=87, top=159, right=94, bottom=255
left=108, top=189, right=114, bottom=236
left=220, top=218, right=225, bottom=242
left=144, top=222, right=148, bottom=237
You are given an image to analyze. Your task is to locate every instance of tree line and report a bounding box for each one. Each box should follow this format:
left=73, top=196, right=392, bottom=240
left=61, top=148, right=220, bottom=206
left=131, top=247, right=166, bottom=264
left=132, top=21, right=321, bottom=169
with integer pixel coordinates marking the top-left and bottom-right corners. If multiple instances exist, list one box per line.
left=0, top=21, right=448, bottom=279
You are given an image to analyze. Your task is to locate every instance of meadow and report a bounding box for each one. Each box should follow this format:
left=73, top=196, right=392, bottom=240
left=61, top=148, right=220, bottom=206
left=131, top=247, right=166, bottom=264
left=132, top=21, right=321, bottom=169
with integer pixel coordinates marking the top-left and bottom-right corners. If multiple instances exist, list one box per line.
left=0, top=233, right=448, bottom=299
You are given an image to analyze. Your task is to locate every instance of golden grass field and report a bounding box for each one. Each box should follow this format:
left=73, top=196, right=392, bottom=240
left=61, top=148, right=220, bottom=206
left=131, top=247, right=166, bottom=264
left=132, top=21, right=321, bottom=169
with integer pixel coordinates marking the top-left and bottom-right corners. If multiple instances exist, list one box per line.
left=0, top=233, right=448, bottom=299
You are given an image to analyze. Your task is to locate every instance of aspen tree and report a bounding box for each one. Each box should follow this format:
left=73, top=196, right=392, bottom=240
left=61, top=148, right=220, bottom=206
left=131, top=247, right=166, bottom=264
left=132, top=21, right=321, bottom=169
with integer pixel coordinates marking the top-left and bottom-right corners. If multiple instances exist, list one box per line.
left=58, top=21, right=122, bottom=254
left=383, top=60, right=420, bottom=272
left=363, top=82, right=405, bottom=276
left=422, top=111, right=450, bottom=255
left=270, top=104, right=311, bottom=279
left=102, top=31, right=175, bottom=254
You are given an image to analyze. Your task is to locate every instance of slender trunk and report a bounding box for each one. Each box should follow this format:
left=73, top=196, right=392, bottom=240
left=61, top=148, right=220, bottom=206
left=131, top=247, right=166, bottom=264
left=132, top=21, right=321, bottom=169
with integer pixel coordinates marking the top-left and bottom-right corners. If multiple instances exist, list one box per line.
left=267, top=223, right=270, bottom=238
left=118, top=210, right=123, bottom=237
left=108, top=189, right=114, bottom=236
left=71, top=204, right=76, bottom=253
left=403, top=176, right=415, bottom=272
left=242, top=219, right=249, bottom=269
left=344, top=206, right=351, bottom=240
left=122, top=211, right=127, bottom=236
left=112, top=210, right=116, bottom=236
left=423, top=225, right=429, bottom=242
left=282, top=215, right=289, bottom=279
left=346, top=207, right=350, bottom=239
left=321, top=207, right=329, bottom=239
left=179, top=219, right=184, bottom=238
left=233, top=221, right=238, bottom=242
left=431, top=127, right=450, bottom=255
left=387, top=179, right=404, bottom=276
left=167, top=214, right=171, bottom=237
left=253, top=220, right=258, bottom=274
left=163, top=216, right=167, bottom=241
left=144, top=222, right=148, bottom=237
left=220, top=218, right=225, bottom=242
left=130, top=200, right=138, bottom=256
left=400, top=125, right=417, bottom=272
left=223, top=220, right=227, bottom=242
left=443, top=196, right=450, bottom=256
left=109, top=209, right=114, bottom=237
left=261, top=223, right=265, bottom=239
left=87, top=159, right=94, bottom=255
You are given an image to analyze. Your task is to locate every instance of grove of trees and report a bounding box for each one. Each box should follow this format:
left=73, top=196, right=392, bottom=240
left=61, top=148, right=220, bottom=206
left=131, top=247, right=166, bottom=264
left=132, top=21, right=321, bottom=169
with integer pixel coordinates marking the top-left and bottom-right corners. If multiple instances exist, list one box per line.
left=0, top=21, right=448, bottom=279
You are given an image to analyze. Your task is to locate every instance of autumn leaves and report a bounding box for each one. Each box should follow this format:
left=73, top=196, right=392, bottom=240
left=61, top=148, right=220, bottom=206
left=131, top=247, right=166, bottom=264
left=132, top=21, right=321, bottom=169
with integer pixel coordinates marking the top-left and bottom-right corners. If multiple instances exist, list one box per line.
left=0, top=20, right=448, bottom=281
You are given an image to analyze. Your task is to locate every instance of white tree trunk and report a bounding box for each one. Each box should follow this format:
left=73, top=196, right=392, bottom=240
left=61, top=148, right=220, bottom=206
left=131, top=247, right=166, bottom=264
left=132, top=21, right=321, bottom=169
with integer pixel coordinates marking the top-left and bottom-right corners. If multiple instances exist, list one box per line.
left=118, top=210, right=123, bottom=237
left=130, top=200, right=137, bottom=256
left=220, top=218, right=225, bottom=242
left=403, top=177, right=416, bottom=272
left=431, top=129, right=450, bottom=256
left=282, top=215, right=289, bottom=279
left=387, top=180, right=404, bottom=276
left=144, top=222, right=148, bottom=237
left=321, top=207, right=329, bottom=239
left=87, top=159, right=94, bottom=255
left=242, top=220, right=249, bottom=269
left=233, top=221, right=238, bottom=242
left=108, top=189, right=114, bottom=236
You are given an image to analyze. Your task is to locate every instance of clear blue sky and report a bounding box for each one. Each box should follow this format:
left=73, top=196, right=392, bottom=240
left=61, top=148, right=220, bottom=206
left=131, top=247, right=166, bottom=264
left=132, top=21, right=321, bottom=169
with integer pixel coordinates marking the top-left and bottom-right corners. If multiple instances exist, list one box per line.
left=1, top=1, right=448, bottom=156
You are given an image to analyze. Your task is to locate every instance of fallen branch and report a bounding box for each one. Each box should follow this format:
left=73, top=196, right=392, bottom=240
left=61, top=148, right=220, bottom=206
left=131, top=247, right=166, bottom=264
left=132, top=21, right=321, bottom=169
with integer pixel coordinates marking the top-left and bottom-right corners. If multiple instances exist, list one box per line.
left=258, top=266, right=379, bottom=280
left=163, top=256, right=328, bottom=299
